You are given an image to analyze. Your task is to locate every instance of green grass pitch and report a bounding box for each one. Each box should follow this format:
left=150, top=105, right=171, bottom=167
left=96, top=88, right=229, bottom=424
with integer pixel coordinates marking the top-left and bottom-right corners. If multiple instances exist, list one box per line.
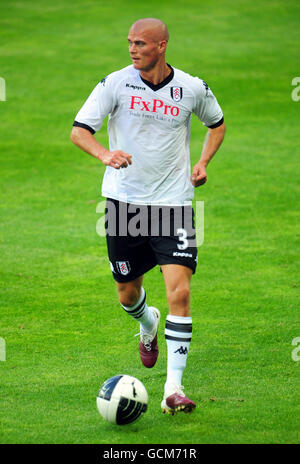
left=0, top=0, right=299, bottom=444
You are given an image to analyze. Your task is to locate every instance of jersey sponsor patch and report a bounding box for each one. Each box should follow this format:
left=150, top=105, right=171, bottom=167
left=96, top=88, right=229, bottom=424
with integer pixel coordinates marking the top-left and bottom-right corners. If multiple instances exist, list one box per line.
left=170, top=86, right=183, bottom=102
left=116, top=261, right=131, bottom=275
left=129, top=95, right=180, bottom=117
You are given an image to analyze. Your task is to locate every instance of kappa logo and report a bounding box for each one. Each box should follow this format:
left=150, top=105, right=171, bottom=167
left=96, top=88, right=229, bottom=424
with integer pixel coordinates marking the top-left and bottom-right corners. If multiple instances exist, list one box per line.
left=170, top=86, right=183, bottom=102
left=174, top=346, right=188, bottom=355
left=173, top=251, right=193, bottom=258
left=116, top=261, right=131, bottom=275
left=126, top=83, right=146, bottom=91
left=202, top=80, right=210, bottom=96
left=100, top=76, right=107, bottom=86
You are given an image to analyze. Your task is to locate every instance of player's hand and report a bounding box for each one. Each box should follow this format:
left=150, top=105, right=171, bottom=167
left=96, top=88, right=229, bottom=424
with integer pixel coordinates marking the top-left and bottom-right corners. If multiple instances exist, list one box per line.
left=100, top=150, right=132, bottom=169
left=190, top=163, right=207, bottom=187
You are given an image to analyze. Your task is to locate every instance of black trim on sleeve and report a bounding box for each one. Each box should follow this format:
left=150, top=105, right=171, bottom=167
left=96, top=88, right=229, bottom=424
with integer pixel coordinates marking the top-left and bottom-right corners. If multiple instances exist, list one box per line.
left=73, top=121, right=95, bottom=134
left=208, top=117, right=224, bottom=129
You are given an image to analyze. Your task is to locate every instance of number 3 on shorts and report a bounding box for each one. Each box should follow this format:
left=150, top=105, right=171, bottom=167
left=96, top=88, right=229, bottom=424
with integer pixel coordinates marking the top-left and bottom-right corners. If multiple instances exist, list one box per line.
left=176, top=228, right=189, bottom=250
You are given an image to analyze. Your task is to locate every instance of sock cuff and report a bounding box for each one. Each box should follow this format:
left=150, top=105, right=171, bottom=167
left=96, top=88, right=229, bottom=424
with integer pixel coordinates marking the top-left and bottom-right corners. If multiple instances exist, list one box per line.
left=121, top=287, right=146, bottom=312
left=166, top=314, right=192, bottom=325
left=165, top=315, right=192, bottom=342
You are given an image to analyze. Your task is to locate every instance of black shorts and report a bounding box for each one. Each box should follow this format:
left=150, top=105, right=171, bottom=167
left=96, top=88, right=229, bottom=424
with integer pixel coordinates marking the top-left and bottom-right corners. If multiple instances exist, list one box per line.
left=105, top=198, right=198, bottom=282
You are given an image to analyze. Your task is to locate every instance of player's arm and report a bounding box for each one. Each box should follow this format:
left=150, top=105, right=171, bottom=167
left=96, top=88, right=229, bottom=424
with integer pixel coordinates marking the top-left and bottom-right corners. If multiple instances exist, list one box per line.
left=70, top=126, right=132, bottom=169
left=191, top=122, right=226, bottom=187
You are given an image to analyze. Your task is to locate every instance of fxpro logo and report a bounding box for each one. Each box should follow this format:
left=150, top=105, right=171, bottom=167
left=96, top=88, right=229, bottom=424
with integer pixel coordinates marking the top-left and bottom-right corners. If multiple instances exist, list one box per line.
left=130, top=95, right=180, bottom=117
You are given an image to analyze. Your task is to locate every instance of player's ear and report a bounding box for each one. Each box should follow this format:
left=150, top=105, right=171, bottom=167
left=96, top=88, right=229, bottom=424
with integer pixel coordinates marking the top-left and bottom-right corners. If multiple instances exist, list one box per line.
left=159, top=40, right=168, bottom=53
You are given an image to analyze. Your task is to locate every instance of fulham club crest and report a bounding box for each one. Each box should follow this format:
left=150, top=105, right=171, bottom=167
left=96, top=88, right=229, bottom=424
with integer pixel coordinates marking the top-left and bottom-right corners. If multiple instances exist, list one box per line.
left=170, top=87, right=183, bottom=102
left=116, top=261, right=131, bottom=276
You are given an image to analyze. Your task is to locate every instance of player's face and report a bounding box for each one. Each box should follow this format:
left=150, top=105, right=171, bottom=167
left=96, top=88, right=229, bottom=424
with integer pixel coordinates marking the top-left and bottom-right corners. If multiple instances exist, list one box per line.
left=128, top=28, right=163, bottom=72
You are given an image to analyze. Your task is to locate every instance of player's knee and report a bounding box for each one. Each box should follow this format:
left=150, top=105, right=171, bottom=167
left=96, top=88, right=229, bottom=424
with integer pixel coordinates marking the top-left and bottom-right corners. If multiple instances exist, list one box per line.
left=169, top=285, right=190, bottom=308
left=117, top=285, right=140, bottom=307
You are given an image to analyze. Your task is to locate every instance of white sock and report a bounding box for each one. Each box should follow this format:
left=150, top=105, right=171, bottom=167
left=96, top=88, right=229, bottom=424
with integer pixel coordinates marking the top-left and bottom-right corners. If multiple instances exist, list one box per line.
left=121, top=287, right=155, bottom=332
left=165, top=314, right=192, bottom=388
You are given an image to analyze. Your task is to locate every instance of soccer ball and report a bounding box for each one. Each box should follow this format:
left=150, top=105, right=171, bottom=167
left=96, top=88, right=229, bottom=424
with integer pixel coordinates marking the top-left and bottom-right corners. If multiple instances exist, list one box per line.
left=96, top=374, right=148, bottom=425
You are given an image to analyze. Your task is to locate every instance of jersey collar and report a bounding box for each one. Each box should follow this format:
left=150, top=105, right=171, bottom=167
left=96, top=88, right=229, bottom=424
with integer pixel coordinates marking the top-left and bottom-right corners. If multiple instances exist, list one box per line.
left=139, top=64, right=174, bottom=91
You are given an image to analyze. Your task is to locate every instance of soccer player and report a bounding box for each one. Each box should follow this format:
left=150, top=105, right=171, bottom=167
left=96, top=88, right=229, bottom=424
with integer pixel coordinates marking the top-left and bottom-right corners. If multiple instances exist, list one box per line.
left=71, top=18, right=225, bottom=415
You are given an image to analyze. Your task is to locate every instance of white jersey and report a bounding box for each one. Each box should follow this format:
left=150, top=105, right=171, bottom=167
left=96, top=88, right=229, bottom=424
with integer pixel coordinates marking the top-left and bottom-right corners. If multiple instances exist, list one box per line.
left=74, top=65, right=223, bottom=205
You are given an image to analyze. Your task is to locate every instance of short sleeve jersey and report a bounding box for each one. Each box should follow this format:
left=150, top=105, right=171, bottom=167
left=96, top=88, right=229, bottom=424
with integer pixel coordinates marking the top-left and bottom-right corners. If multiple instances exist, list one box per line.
left=73, top=65, right=223, bottom=205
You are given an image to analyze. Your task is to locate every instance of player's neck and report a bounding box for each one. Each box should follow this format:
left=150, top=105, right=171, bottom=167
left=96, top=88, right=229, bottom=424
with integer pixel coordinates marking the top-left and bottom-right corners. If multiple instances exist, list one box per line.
left=139, top=61, right=171, bottom=86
